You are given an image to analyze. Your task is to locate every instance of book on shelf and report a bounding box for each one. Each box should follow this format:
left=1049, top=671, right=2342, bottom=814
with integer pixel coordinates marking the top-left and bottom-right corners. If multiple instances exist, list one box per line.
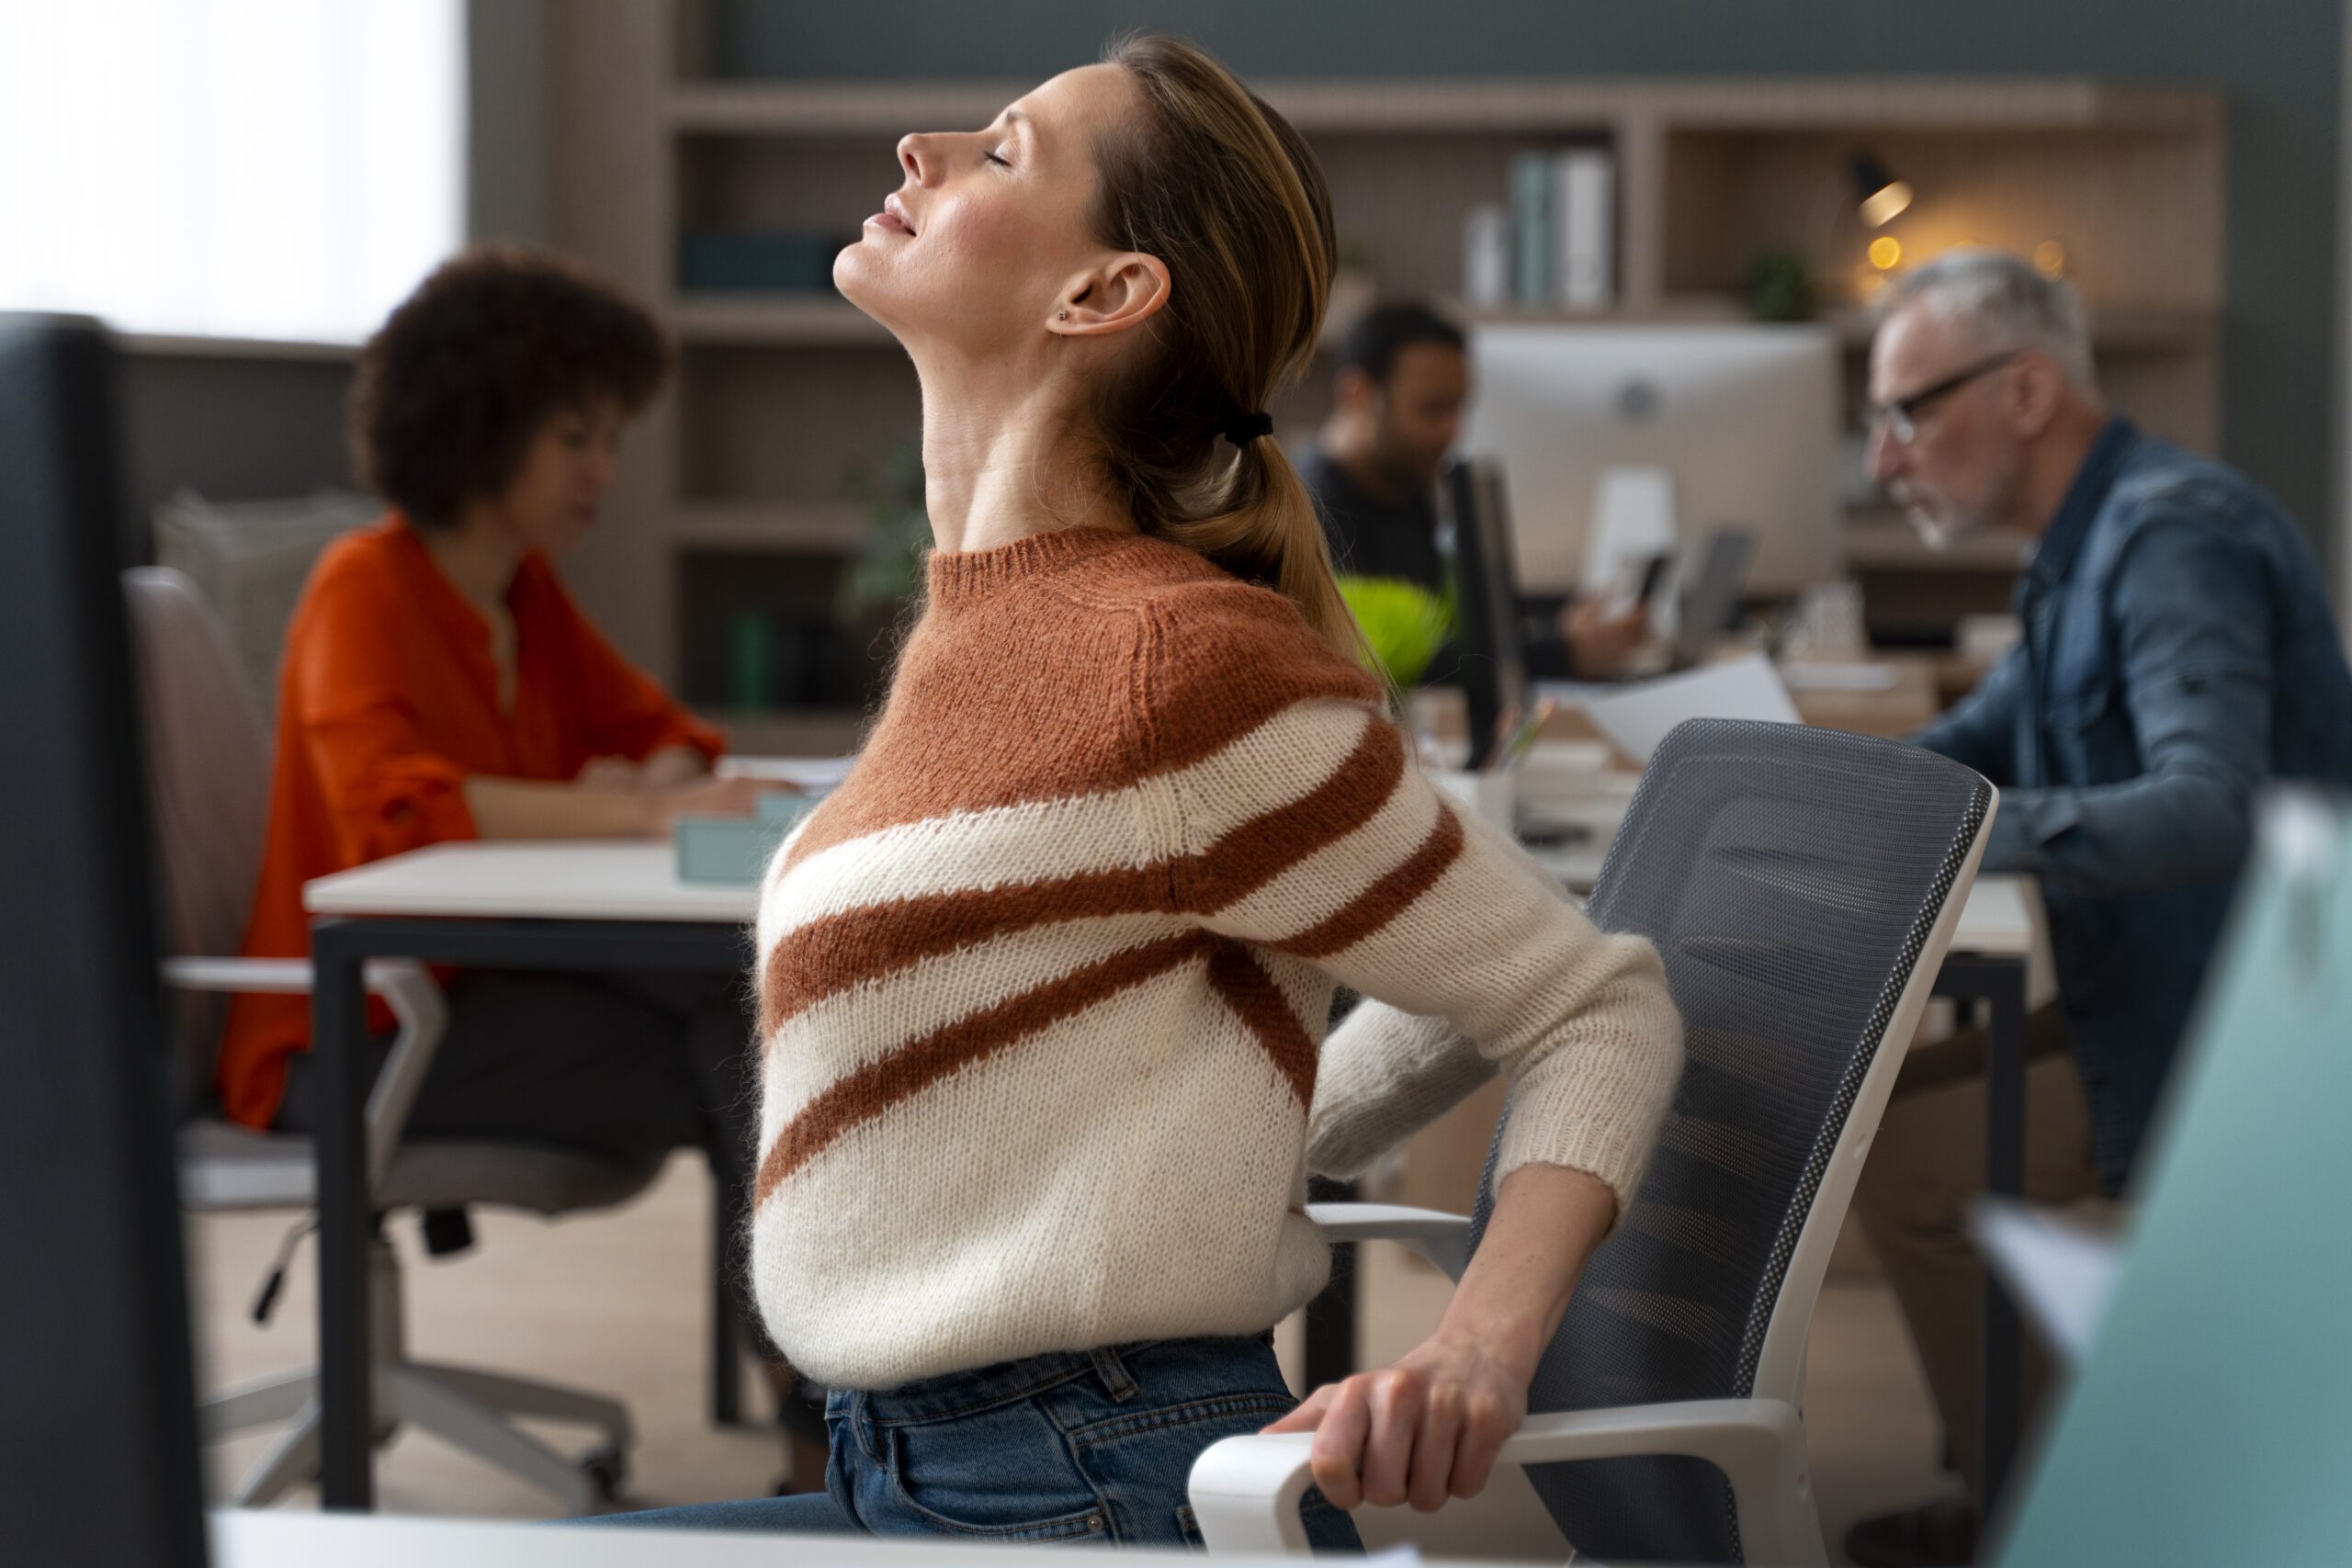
left=1496, top=145, right=1617, bottom=313
left=1462, top=204, right=1510, bottom=309
left=1555, top=148, right=1615, bottom=310
left=1509, top=151, right=1554, bottom=306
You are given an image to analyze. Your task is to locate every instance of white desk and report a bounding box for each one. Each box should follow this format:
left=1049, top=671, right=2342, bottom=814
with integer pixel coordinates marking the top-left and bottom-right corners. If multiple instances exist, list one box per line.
left=209, top=1508, right=1218, bottom=1566
left=307, top=840, right=754, bottom=923
left=307, top=839, right=2038, bottom=959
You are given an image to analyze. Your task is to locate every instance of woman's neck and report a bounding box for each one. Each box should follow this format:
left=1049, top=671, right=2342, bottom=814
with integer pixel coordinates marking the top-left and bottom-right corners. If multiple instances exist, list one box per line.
left=915, top=359, right=1133, bottom=555
left=420, top=510, right=527, bottom=617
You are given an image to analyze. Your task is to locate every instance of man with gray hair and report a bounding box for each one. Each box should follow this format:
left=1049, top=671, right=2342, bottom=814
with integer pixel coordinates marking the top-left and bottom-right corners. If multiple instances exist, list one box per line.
left=1847, top=249, right=2352, bottom=1567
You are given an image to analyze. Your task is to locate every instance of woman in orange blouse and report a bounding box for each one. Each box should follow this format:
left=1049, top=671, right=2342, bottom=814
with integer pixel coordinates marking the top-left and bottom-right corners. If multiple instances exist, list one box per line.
left=223, top=248, right=768, bottom=1164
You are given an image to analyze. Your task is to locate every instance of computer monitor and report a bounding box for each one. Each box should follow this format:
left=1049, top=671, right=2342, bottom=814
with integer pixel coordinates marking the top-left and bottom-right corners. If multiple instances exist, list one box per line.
left=1441, top=457, right=1531, bottom=770
left=0, top=316, right=208, bottom=1567
left=1460, top=324, right=1842, bottom=598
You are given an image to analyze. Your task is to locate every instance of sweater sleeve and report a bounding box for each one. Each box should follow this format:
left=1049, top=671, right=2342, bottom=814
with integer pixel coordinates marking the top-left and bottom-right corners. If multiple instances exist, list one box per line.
left=1304, top=1002, right=1496, bottom=1181
left=1135, top=593, right=1682, bottom=1221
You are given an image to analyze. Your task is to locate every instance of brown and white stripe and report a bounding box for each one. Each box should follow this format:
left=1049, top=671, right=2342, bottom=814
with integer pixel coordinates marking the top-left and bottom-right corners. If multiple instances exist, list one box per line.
left=746, top=527, right=1682, bottom=1390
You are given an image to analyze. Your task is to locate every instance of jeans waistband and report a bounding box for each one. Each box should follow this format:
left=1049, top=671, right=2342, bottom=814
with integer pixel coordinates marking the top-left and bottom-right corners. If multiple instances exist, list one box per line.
left=825, top=1331, right=1277, bottom=1429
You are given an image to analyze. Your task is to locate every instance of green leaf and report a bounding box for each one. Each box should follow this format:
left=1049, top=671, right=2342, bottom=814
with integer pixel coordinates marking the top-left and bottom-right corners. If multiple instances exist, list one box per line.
left=1337, top=574, right=1454, bottom=687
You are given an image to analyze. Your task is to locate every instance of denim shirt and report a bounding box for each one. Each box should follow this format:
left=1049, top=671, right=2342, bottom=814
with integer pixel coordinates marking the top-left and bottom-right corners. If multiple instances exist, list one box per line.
left=1916, top=419, right=2352, bottom=1190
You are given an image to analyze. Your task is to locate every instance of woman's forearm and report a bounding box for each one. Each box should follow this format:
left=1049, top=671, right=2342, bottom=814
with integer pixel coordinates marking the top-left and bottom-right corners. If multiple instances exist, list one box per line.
left=1431, top=1162, right=1617, bottom=1377
left=462, top=775, right=656, bottom=840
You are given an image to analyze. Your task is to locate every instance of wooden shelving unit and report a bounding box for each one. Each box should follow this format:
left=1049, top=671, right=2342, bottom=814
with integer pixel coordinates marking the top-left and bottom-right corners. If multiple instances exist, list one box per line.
left=545, top=0, right=2224, bottom=719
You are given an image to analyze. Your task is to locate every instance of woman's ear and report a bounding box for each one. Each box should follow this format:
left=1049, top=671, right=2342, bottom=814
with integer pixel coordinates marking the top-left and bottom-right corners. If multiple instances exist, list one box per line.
left=1049, top=253, right=1171, bottom=338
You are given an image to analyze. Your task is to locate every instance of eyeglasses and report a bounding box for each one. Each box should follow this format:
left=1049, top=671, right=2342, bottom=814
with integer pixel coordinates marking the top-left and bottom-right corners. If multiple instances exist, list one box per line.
left=1865, top=350, right=2023, bottom=446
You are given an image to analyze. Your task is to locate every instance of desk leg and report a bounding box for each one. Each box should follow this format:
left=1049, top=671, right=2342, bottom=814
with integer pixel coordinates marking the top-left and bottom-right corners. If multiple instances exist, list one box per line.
left=711, top=1164, right=745, bottom=1427
left=1301, top=1178, right=1358, bottom=1392
left=1978, top=961, right=2029, bottom=1511
left=312, top=924, right=373, bottom=1510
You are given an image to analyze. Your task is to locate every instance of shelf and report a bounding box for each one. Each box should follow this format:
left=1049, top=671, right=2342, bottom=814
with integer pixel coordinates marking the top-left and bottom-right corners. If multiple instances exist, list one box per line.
left=673, top=81, right=1022, bottom=135
left=1349, top=296, right=2210, bottom=355
left=670, top=294, right=890, bottom=345
left=1845, top=514, right=2035, bottom=572
left=1825, top=303, right=2215, bottom=355
left=668, top=77, right=2215, bottom=139
left=674, top=500, right=865, bottom=553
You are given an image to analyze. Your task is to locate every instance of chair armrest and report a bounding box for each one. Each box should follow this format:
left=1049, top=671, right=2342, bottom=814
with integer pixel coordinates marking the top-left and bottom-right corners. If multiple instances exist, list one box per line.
left=162, top=954, right=430, bottom=1001
left=162, top=956, right=315, bottom=994
left=161, top=955, right=448, bottom=1193
left=1306, top=1201, right=1472, bottom=1280
left=1187, top=1398, right=1814, bottom=1557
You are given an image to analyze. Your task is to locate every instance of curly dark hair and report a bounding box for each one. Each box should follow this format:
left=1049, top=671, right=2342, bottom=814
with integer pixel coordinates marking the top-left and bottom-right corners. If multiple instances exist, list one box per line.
left=349, top=246, right=669, bottom=528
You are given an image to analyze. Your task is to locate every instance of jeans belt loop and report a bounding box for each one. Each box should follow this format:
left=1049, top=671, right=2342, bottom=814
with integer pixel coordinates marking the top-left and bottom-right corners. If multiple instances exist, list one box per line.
left=848, top=1389, right=881, bottom=1461
left=1089, top=1345, right=1139, bottom=1403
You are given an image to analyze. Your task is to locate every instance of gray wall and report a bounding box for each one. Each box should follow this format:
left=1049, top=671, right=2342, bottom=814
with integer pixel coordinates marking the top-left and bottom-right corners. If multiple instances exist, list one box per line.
left=117, top=353, right=356, bottom=548
left=713, top=0, right=2346, bottom=561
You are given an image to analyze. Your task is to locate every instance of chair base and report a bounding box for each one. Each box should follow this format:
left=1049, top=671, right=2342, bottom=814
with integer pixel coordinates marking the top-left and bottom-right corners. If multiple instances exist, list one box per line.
left=200, top=1235, right=632, bottom=1514
left=203, top=1361, right=631, bottom=1513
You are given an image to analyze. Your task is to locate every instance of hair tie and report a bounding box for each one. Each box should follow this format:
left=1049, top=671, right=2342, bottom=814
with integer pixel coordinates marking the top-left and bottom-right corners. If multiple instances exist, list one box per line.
left=1221, top=411, right=1274, bottom=446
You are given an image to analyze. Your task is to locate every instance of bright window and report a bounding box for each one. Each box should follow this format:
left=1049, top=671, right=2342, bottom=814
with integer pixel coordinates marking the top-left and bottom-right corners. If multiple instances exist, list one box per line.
left=0, top=0, right=464, bottom=345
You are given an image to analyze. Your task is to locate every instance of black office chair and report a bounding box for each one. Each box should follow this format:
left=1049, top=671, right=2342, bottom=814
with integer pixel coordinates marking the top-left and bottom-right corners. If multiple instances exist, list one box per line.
left=1193, top=718, right=1996, bottom=1564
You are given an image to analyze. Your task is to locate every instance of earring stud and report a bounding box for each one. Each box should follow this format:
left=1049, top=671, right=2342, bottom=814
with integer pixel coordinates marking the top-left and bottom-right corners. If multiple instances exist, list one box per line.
left=1058, top=309, right=1069, bottom=321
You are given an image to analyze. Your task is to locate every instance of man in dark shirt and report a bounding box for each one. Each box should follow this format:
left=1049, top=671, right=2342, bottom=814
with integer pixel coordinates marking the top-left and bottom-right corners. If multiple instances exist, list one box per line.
left=1848, top=250, right=2352, bottom=1566
left=1299, top=301, right=1646, bottom=679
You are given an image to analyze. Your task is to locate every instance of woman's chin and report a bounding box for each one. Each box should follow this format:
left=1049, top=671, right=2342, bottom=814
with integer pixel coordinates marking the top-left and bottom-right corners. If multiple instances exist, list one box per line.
left=832, top=246, right=897, bottom=325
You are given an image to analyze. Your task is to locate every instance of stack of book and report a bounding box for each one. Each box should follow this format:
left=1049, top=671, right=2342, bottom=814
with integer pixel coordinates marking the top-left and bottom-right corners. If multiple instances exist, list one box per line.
left=1463, top=146, right=1616, bottom=312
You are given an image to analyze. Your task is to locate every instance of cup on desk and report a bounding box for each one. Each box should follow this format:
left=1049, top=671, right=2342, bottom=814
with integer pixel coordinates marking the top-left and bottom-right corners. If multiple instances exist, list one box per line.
left=1794, top=579, right=1868, bottom=658
left=1430, top=767, right=1516, bottom=831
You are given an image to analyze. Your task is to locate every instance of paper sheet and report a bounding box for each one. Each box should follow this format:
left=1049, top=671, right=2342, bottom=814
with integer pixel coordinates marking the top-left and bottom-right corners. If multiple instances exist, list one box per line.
left=1543, top=653, right=1800, bottom=764
left=716, top=754, right=856, bottom=790
left=1972, top=1200, right=2124, bottom=1363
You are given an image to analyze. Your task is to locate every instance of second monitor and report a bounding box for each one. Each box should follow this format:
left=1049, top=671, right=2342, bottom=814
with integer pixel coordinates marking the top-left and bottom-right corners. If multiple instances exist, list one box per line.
left=1460, top=323, right=1842, bottom=599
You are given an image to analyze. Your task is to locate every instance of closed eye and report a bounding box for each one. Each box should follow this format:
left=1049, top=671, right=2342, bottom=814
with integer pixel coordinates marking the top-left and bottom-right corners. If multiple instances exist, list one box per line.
left=984, top=150, right=1011, bottom=168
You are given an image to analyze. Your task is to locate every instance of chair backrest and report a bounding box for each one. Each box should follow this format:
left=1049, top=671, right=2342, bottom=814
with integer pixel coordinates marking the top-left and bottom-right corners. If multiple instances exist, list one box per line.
left=123, top=566, right=274, bottom=1095
left=1469, top=718, right=1993, bottom=1564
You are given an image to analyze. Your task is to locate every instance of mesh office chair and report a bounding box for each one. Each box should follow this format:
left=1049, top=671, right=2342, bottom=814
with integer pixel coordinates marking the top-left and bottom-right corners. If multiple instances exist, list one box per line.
left=128, top=567, right=661, bottom=1512
left=1193, top=719, right=1996, bottom=1564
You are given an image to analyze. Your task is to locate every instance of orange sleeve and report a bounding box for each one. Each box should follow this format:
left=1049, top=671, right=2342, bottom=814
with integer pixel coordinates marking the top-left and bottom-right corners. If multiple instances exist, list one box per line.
left=561, top=591, right=727, bottom=764
left=294, top=569, right=481, bottom=864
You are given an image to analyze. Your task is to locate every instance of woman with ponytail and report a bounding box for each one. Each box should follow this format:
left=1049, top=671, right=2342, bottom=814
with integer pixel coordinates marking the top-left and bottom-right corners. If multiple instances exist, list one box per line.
left=607, top=34, right=1681, bottom=1545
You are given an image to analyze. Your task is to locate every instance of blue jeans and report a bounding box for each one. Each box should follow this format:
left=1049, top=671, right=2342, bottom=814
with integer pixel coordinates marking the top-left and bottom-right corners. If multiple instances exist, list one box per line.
left=595, top=1334, right=1363, bottom=1550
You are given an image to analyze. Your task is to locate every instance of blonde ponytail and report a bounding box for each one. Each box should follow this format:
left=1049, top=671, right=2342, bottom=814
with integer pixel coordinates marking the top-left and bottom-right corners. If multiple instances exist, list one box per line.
left=1154, top=437, right=1361, bottom=660
left=1087, top=34, right=1367, bottom=663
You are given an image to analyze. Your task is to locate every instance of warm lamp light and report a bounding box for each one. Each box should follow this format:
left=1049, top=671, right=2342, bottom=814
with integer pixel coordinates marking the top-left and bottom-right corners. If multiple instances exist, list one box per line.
left=1869, top=236, right=1904, bottom=271
left=1851, top=152, right=1914, bottom=228
left=2034, top=241, right=2068, bottom=279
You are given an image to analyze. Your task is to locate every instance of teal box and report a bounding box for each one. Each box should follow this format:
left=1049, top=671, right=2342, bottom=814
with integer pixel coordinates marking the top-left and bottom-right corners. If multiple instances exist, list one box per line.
left=674, top=793, right=820, bottom=885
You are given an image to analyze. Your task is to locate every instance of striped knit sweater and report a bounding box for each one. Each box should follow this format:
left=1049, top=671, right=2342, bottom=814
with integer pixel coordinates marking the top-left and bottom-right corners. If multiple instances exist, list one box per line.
left=749, top=526, right=1682, bottom=1390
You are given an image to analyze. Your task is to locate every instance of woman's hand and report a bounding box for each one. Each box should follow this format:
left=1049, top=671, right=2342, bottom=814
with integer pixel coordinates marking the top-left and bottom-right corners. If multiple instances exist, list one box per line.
left=1561, top=596, right=1651, bottom=679
left=1260, top=1330, right=1531, bottom=1512
left=575, top=756, right=645, bottom=792
left=638, top=744, right=713, bottom=791
left=577, top=746, right=710, bottom=794
left=1262, top=1164, right=1620, bottom=1515
left=645, top=774, right=773, bottom=836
